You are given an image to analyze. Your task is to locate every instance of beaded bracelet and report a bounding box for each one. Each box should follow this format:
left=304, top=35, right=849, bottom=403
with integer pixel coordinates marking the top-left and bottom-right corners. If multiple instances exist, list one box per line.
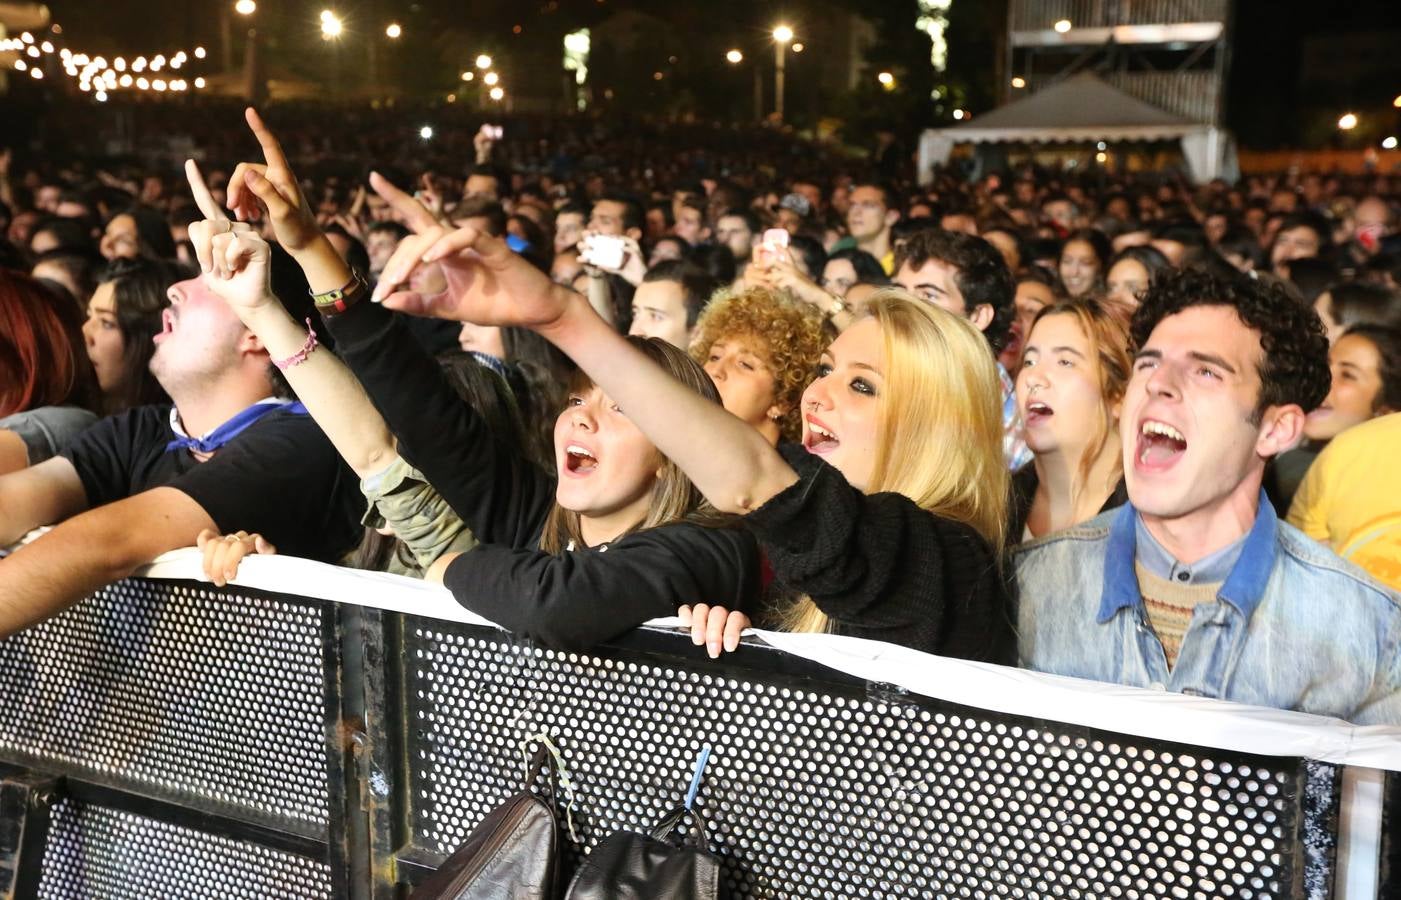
left=273, top=318, right=319, bottom=371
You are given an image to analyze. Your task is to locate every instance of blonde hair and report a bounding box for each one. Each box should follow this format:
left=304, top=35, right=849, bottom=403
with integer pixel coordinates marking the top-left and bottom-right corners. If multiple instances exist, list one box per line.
left=689, top=286, right=832, bottom=442
left=538, top=336, right=724, bottom=553
left=780, top=289, right=1010, bottom=634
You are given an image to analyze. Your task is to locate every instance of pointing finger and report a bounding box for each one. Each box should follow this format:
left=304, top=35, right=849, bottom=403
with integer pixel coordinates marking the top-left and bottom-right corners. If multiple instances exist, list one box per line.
left=185, top=159, right=228, bottom=223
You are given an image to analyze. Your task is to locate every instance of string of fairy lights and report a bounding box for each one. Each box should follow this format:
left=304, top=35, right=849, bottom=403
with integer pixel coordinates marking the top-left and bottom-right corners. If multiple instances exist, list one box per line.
left=1, top=27, right=209, bottom=101
left=3, top=11, right=507, bottom=105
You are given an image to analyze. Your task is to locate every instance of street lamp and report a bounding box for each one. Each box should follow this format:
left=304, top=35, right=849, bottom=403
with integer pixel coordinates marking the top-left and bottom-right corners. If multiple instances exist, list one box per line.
left=725, top=49, right=743, bottom=64
left=1338, top=113, right=1359, bottom=131
left=385, top=23, right=402, bottom=39
left=476, top=54, right=492, bottom=70
left=484, top=71, right=499, bottom=86
left=235, top=0, right=256, bottom=14
left=489, top=86, right=504, bottom=101
left=772, top=24, right=793, bottom=121
left=320, top=10, right=343, bottom=39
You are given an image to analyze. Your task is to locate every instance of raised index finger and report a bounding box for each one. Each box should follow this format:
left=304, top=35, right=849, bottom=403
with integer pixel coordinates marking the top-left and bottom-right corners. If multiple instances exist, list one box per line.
left=184, top=159, right=229, bottom=223
left=245, top=107, right=290, bottom=172
left=369, top=171, right=440, bottom=234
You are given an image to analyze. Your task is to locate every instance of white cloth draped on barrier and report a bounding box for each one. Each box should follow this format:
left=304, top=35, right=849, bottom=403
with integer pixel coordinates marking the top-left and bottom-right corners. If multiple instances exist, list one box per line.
left=134, top=545, right=1401, bottom=773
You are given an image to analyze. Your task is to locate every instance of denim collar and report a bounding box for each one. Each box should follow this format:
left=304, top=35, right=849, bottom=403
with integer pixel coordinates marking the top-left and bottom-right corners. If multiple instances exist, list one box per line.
left=1097, top=490, right=1279, bottom=624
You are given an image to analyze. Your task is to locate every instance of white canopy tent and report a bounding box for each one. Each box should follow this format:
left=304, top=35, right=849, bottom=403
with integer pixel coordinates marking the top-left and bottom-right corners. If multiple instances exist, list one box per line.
left=918, top=72, right=1237, bottom=184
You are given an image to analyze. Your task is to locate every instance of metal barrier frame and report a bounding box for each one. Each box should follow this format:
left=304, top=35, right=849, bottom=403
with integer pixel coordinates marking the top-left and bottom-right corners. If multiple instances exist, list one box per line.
left=0, top=567, right=1397, bottom=899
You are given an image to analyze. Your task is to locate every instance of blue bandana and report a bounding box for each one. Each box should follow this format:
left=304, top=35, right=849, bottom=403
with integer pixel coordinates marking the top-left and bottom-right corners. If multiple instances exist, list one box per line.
left=165, top=400, right=308, bottom=454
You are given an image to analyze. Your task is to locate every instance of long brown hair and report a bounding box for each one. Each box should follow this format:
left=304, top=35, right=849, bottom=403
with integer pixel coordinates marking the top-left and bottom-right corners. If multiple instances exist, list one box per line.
left=1024, top=298, right=1132, bottom=493
left=538, top=336, right=726, bottom=552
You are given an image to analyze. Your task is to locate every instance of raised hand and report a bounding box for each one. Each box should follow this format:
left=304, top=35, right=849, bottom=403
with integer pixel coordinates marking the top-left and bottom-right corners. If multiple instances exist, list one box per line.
left=185, top=158, right=274, bottom=314
left=368, top=172, right=574, bottom=330
left=225, top=108, right=321, bottom=253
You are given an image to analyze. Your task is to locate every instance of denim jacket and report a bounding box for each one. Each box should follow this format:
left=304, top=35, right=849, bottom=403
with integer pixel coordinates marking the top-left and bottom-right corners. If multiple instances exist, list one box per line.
left=1013, top=493, right=1401, bottom=726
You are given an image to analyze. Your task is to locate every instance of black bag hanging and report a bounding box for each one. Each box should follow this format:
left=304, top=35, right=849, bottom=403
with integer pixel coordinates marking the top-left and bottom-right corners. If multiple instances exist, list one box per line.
left=410, top=742, right=564, bottom=900
left=564, top=747, right=727, bottom=900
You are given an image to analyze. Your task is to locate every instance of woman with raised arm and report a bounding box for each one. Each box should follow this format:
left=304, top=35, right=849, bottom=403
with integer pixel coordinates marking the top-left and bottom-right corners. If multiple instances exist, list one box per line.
left=190, top=110, right=761, bottom=651
left=371, top=199, right=1014, bottom=663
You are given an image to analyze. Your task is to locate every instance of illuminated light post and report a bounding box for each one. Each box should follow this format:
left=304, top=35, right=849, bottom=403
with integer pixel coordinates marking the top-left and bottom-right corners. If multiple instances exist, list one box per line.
left=489, top=86, right=504, bottom=101
left=235, top=0, right=256, bottom=14
left=320, top=10, right=343, bottom=39
left=461, top=70, right=474, bottom=81
left=1338, top=113, right=1358, bottom=131
left=476, top=54, right=492, bottom=70
left=772, top=24, right=793, bottom=122
left=725, top=49, right=742, bottom=64
left=484, top=71, right=499, bottom=86
left=385, top=23, right=402, bottom=39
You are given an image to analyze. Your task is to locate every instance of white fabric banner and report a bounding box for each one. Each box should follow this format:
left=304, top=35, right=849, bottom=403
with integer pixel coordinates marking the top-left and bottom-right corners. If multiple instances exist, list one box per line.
left=131, top=546, right=1401, bottom=773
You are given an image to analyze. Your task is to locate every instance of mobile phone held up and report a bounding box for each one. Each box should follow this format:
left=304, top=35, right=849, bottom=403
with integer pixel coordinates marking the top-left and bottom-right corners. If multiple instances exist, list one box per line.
left=760, top=228, right=789, bottom=264
left=581, top=234, right=626, bottom=271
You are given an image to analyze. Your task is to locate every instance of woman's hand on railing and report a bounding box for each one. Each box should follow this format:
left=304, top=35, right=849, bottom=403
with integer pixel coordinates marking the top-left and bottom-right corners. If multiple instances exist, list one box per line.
left=196, top=529, right=277, bottom=588
left=678, top=603, right=751, bottom=659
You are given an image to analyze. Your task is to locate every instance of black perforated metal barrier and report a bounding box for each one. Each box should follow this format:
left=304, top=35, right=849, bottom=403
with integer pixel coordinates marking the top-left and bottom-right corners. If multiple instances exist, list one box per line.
left=396, top=620, right=1337, bottom=899
left=0, top=576, right=1382, bottom=899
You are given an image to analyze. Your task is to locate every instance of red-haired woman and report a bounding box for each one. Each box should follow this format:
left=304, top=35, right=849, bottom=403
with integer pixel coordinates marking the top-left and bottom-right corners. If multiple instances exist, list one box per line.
left=0, top=271, right=100, bottom=474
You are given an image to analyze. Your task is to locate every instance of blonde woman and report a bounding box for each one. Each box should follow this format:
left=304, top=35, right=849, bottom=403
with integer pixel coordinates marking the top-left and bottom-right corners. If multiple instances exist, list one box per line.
left=375, top=217, right=1015, bottom=663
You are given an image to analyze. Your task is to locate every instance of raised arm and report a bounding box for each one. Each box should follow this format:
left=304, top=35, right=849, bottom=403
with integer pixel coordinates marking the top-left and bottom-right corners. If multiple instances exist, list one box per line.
left=185, top=150, right=396, bottom=480
left=375, top=225, right=801, bottom=514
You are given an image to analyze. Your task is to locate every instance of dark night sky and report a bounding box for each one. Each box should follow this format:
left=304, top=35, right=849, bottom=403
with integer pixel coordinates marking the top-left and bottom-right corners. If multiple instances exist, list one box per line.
left=23, top=0, right=1401, bottom=147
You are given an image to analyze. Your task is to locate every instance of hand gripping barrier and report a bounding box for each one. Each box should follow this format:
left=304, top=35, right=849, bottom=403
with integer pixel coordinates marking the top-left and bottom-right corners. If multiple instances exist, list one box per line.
left=0, top=546, right=1399, bottom=899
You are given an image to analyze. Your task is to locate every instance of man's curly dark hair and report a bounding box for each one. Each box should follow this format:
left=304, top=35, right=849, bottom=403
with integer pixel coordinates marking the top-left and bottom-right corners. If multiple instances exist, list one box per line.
left=895, top=229, right=1014, bottom=352
left=1131, top=268, right=1331, bottom=421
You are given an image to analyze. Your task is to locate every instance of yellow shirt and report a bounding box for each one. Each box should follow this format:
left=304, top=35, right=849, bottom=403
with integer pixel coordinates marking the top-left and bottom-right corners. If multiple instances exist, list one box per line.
left=1288, top=413, right=1401, bottom=590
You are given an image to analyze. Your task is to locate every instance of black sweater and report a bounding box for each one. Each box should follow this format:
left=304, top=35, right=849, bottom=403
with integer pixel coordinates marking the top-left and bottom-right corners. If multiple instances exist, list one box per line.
left=324, top=301, right=762, bottom=651
left=745, top=443, right=1015, bottom=664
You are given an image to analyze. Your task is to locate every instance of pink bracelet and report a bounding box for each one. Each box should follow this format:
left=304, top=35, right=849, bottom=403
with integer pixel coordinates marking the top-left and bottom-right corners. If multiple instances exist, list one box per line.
left=273, top=318, right=319, bottom=370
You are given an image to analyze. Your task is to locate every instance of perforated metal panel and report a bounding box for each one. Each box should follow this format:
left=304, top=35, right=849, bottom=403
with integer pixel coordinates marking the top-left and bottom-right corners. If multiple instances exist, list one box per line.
left=35, top=799, right=332, bottom=899
left=406, top=622, right=1319, bottom=899
left=0, top=578, right=329, bottom=830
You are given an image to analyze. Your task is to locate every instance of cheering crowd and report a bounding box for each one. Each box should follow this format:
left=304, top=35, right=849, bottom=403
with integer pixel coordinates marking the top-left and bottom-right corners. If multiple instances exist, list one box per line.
left=1, top=107, right=1399, bottom=724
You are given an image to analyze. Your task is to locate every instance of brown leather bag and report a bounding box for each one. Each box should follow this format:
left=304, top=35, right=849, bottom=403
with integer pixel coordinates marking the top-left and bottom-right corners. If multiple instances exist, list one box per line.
left=410, top=746, right=561, bottom=900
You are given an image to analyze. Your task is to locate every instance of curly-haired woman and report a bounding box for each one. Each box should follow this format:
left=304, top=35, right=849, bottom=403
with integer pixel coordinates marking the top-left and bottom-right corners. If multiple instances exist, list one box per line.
left=689, top=287, right=833, bottom=445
